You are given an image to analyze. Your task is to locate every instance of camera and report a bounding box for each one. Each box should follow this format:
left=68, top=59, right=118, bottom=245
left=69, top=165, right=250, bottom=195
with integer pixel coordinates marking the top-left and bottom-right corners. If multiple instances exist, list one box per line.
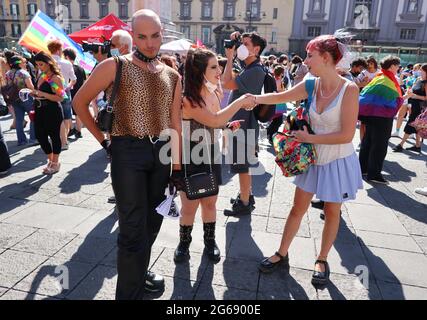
left=82, top=40, right=111, bottom=54
left=224, top=35, right=241, bottom=49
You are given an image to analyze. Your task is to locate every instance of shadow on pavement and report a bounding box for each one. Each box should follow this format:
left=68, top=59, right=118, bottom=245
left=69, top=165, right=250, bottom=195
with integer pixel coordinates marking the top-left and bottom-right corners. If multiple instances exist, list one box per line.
left=367, top=184, right=427, bottom=225
left=59, top=149, right=109, bottom=194
left=0, top=174, right=52, bottom=216
left=319, top=218, right=405, bottom=300
left=23, top=213, right=118, bottom=300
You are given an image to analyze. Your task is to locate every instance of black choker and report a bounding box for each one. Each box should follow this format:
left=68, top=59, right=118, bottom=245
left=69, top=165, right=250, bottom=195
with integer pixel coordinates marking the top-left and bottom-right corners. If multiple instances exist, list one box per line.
left=134, top=50, right=158, bottom=63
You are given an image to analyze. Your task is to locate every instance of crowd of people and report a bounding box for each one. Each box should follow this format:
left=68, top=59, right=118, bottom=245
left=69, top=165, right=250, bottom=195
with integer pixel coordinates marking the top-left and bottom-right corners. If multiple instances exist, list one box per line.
left=0, top=8, right=426, bottom=300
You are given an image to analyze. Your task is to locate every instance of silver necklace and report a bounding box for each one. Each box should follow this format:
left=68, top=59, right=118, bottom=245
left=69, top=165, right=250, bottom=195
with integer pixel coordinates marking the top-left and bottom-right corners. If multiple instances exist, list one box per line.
left=319, top=79, right=341, bottom=99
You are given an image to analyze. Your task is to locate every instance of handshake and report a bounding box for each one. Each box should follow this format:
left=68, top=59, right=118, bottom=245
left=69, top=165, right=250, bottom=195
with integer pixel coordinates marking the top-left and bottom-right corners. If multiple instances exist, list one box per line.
left=238, top=94, right=257, bottom=111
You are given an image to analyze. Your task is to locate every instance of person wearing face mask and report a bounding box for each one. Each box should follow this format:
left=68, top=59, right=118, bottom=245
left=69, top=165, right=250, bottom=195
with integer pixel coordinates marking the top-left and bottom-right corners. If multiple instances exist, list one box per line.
left=173, top=48, right=255, bottom=264
left=222, top=31, right=268, bottom=216
left=110, top=29, right=133, bottom=57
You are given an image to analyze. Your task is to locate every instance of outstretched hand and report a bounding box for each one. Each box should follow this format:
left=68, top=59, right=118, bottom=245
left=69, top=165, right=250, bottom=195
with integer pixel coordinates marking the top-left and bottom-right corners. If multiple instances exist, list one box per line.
left=240, top=94, right=257, bottom=111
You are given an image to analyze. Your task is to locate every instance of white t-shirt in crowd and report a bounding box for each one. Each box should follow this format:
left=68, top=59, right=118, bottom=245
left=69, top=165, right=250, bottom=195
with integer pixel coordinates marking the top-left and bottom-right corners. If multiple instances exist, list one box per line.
left=356, top=69, right=380, bottom=83
left=52, top=54, right=77, bottom=85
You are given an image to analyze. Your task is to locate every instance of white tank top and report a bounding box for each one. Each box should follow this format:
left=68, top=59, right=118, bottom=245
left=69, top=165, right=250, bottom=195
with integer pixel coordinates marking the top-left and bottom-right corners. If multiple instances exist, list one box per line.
left=309, top=78, right=355, bottom=166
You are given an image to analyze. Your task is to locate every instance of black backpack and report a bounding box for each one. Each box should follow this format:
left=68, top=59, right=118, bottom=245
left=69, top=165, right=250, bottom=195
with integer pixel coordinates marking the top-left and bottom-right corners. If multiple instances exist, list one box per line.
left=253, top=65, right=277, bottom=123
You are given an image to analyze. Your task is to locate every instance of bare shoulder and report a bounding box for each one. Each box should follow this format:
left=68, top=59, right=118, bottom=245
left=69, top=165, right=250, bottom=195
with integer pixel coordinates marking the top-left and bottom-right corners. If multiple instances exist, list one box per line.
left=96, top=57, right=118, bottom=72
left=51, top=75, right=64, bottom=86
left=345, top=81, right=360, bottom=95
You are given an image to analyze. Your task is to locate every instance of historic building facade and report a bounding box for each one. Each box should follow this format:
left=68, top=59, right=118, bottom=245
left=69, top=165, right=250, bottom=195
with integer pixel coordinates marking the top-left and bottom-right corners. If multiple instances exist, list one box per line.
left=172, top=0, right=295, bottom=55
left=0, top=0, right=177, bottom=43
left=290, top=0, right=427, bottom=57
left=0, top=0, right=41, bottom=40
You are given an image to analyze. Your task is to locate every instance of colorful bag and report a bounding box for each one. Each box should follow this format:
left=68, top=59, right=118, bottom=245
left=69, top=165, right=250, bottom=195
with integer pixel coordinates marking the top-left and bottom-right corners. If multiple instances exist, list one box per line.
left=410, top=107, right=427, bottom=139
left=272, top=79, right=317, bottom=177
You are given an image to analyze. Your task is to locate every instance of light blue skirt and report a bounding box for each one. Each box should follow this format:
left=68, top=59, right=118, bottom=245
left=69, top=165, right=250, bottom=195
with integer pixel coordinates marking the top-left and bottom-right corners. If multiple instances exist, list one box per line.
left=293, top=153, right=363, bottom=203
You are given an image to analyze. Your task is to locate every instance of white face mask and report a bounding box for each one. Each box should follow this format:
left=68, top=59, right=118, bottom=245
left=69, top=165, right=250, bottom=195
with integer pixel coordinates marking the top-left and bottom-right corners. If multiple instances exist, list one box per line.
left=204, top=76, right=217, bottom=93
left=110, top=48, right=120, bottom=57
left=237, top=45, right=250, bottom=61
left=413, top=71, right=421, bottom=78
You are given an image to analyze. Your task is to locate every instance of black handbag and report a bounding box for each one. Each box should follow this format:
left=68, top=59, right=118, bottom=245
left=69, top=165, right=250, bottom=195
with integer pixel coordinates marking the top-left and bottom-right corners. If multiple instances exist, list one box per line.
left=182, top=126, right=219, bottom=200
left=96, top=56, right=123, bottom=133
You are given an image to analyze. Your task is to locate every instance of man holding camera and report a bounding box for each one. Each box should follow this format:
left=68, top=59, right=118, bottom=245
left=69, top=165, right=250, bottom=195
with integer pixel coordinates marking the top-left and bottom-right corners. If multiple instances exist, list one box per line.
left=73, top=9, right=182, bottom=300
left=222, top=32, right=267, bottom=216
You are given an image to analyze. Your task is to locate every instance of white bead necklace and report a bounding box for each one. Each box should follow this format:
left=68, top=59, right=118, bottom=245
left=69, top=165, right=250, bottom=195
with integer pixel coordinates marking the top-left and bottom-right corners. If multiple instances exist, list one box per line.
left=319, top=79, right=341, bottom=99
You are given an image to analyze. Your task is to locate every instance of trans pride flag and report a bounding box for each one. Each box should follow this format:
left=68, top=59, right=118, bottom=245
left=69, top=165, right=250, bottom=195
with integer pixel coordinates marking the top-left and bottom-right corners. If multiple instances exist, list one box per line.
left=18, top=10, right=96, bottom=74
left=359, top=69, right=403, bottom=118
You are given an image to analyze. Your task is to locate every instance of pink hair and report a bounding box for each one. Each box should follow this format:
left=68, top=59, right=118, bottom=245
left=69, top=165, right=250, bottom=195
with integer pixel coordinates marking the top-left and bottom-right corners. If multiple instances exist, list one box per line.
left=306, top=35, right=343, bottom=65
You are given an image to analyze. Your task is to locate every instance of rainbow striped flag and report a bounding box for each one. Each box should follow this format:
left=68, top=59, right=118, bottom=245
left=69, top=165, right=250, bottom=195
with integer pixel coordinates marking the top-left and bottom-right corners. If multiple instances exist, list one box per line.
left=18, top=10, right=96, bottom=74
left=359, top=70, right=403, bottom=118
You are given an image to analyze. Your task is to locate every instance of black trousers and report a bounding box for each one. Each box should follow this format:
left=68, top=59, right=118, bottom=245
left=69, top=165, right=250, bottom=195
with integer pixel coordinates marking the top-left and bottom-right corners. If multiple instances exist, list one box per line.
left=359, top=117, right=393, bottom=179
left=34, top=103, right=63, bottom=155
left=0, top=123, right=11, bottom=172
left=111, top=136, right=170, bottom=300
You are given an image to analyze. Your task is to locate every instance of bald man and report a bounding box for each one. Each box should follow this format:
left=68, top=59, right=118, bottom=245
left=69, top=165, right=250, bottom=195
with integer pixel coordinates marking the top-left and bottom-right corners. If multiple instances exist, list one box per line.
left=73, top=9, right=182, bottom=300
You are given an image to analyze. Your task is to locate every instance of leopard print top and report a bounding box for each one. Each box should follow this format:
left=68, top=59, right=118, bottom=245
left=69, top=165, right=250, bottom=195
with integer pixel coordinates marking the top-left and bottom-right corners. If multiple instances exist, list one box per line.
left=109, top=57, right=180, bottom=138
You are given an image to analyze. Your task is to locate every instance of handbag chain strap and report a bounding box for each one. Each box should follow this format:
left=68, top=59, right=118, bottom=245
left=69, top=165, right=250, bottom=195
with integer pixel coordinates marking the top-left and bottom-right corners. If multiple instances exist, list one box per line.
left=182, top=121, right=213, bottom=178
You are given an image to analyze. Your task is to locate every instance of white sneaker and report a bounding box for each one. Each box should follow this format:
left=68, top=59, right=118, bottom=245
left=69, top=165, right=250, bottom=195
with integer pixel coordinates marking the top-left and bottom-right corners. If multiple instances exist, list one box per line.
left=391, top=130, right=400, bottom=138
left=415, top=187, right=427, bottom=197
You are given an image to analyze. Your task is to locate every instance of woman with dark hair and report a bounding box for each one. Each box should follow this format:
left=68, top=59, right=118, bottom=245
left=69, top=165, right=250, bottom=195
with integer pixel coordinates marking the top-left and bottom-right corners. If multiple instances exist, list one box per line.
left=174, top=48, right=255, bottom=264
left=32, top=51, right=65, bottom=174
left=393, top=63, right=427, bottom=154
left=249, top=35, right=362, bottom=285
left=359, top=55, right=404, bottom=184
left=291, top=55, right=308, bottom=86
left=5, top=55, right=36, bottom=145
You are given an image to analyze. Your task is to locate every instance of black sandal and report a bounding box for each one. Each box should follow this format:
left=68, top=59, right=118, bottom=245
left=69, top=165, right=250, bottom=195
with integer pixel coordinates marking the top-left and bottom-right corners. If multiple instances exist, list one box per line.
left=259, top=251, right=290, bottom=274
left=311, top=260, right=330, bottom=285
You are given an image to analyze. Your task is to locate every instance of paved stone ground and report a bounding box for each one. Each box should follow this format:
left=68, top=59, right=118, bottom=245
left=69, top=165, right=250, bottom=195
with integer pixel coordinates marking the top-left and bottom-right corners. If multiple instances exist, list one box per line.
left=0, top=114, right=426, bottom=300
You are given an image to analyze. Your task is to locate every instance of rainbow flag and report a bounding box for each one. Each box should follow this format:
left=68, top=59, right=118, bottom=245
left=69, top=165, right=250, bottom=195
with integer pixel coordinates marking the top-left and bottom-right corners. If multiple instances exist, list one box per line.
left=18, top=10, right=96, bottom=74
left=359, top=70, right=403, bottom=118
